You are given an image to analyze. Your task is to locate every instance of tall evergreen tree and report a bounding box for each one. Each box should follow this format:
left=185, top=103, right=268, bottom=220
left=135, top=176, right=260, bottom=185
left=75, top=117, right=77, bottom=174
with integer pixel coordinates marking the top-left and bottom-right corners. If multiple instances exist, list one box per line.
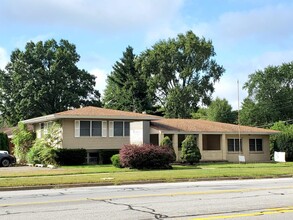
left=103, top=46, right=151, bottom=112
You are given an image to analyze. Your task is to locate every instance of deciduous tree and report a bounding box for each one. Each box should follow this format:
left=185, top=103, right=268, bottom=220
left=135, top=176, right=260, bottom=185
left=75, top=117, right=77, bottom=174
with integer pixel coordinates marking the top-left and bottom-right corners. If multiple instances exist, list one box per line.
left=270, top=122, right=293, bottom=161
left=138, top=31, right=224, bottom=118
left=241, top=62, right=293, bottom=126
left=0, top=39, right=101, bottom=125
left=207, top=97, right=236, bottom=123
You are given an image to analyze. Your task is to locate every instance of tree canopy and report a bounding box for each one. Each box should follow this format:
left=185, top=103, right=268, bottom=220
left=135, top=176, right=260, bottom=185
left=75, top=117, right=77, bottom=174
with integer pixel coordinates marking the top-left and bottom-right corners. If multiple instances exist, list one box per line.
left=270, top=121, right=293, bottom=161
left=0, top=39, right=101, bottom=125
left=138, top=31, right=225, bottom=118
left=103, top=46, right=151, bottom=113
left=207, top=97, right=237, bottom=124
left=241, top=62, right=293, bottom=126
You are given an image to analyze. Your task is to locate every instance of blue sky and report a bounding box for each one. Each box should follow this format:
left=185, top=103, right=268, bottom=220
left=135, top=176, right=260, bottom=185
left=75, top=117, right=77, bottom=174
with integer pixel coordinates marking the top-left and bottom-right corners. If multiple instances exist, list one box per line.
left=1, top=0, right=293, bottom=109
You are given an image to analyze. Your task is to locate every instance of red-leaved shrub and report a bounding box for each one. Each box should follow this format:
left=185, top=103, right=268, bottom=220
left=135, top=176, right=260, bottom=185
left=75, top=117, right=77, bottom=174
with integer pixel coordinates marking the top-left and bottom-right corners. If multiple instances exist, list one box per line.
left=119, top=144, right=175, bottom=169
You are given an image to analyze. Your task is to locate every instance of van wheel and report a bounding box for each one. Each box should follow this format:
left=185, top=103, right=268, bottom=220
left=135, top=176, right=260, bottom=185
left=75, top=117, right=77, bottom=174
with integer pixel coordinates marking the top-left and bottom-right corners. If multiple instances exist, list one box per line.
left=1, top=158, right=10, bottom=167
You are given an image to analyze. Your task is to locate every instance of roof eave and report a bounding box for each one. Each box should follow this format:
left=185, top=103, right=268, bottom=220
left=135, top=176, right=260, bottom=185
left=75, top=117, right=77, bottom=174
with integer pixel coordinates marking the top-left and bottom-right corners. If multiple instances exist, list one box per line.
left=57, top=115, right=158, bottom=120
left=150, top=127, right=279, bottom=135
left=21, top=114, right=56, bottom=124
left=22, top=115, right=159, bottom=124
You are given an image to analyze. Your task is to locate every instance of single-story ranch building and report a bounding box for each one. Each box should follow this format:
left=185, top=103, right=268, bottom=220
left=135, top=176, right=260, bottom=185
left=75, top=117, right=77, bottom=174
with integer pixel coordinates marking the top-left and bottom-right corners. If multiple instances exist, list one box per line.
left=21, top=106, right=279, bottom=163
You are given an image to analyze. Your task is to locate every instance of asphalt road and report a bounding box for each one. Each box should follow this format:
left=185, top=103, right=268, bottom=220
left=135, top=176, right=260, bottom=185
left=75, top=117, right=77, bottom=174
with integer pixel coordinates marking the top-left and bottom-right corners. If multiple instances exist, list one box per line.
left=0, top=178, right=292, bottom=220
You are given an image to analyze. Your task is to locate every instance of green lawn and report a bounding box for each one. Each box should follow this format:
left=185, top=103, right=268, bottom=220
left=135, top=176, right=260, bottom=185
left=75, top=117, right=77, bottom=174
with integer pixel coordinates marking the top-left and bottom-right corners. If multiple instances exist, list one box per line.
left=0, top=162, right=292, bottom=188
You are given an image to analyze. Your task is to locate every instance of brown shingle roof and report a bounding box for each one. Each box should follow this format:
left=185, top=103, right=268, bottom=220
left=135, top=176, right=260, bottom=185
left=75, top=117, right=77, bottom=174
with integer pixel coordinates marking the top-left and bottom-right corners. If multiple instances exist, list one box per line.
left=151, top=119, right=279, bottom=134
left=56, top=106, right=160, bottom=119
left=22, top=106, right=161, bottom=124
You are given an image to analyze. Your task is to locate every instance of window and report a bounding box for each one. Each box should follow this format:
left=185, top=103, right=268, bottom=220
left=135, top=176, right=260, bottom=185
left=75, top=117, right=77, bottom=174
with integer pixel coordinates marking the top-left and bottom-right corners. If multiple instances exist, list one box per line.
left=124, top=122, right=130, bottom=136
left=39, top=122, right=50, bottom=137
left=92, top=121, right=102, bottom=136
left=249, top=139, right=263, bottom=152
left=114, top=121, right=123, bottom=136
left=77, top=121, right=104, bottom=137
left=228, top=139, right=242, bottom=152
left=80, top=121, right=90, bottom=136
left=203, top=134, right=221, bottom=150
left=110, top=121, right=130, bottom=137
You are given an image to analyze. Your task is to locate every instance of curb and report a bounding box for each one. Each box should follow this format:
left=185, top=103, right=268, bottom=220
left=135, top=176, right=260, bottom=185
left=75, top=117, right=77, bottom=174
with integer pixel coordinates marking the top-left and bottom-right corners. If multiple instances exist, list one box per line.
left=1, top=175, right=292, bottom=191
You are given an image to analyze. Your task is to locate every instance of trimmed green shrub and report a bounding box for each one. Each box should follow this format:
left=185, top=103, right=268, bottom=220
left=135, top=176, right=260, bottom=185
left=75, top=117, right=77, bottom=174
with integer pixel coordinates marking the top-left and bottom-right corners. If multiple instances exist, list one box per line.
left=55, top=148, right=87, bottom=165
left=111, top=154, right=121, bottom=168
left=160, top=136, right=172, bottom=148
left=0, top=132, right=9, bottom=152
left=120, top=144, right=175, bottom=169
left=181, top=135, right=201, bottom=164
left=160, top=136, right=176, bottom=158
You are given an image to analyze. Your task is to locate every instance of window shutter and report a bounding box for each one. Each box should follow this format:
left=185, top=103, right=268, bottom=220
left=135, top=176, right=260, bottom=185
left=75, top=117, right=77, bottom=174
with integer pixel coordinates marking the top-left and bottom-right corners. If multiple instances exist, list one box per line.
left=75, top=120, right=80, bottom=137
left=109, top=121, right=114, bottom=137
left=102, top=121, right=107, bottom=137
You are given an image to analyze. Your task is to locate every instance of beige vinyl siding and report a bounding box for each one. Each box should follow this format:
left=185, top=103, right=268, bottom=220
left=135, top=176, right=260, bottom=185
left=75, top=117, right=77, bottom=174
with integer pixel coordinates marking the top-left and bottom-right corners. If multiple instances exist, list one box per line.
left=62, top=119, right=130, bottom=150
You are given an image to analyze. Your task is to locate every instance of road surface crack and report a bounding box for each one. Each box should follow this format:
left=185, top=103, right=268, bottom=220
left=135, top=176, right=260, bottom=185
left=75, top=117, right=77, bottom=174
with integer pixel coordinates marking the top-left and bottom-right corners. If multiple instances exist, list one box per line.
left=101, top=199, right=168, bottom=219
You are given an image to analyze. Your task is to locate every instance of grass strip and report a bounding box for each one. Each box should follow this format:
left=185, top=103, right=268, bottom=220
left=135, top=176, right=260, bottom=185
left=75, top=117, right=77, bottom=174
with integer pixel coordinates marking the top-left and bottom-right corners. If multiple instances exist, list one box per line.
left=0, top=162, right=292, bottom=188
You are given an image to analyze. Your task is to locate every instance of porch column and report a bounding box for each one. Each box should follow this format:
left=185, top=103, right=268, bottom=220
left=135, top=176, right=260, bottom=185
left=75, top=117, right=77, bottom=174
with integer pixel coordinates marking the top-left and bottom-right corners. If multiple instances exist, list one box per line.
left=158, top=131, right=164, bottom=145
left=221, top=134, right=227, bottom=160
left=198, top=133, right=203, bottom=153
left=172, top=134, right=179, bottom=161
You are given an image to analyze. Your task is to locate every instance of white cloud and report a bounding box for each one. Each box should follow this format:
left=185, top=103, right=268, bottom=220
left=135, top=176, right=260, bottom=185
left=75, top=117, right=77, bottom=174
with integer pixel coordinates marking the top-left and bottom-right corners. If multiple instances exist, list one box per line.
left=0, top=0, right=184, bottom=33
left=189, top=3, right=293, bottom=110
left=90, top=68, right=108, bottom=95
left=0, top=47, right=9, bottom=69
left=214, top=49, right=293, bottom=110
left=189, top=3, right=293, bottom=48
left=213, top=76, right=248, bottom=110
left=217, top=4, right=293, bottom=43
left=249, top=50, right=293, bottom=70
